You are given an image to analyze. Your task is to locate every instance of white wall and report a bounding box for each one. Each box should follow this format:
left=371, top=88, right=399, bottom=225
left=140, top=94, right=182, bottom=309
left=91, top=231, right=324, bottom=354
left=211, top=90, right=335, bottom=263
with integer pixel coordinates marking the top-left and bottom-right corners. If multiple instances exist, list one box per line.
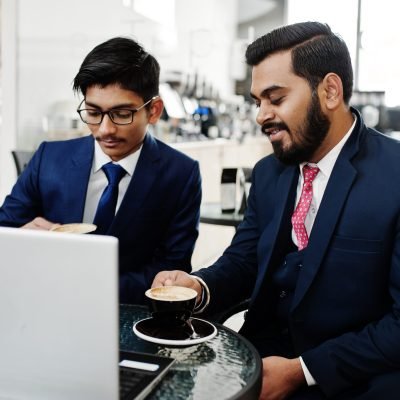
left=173, top=0, right=238, bottom=98
left=0, top=0, right=18, bottom=201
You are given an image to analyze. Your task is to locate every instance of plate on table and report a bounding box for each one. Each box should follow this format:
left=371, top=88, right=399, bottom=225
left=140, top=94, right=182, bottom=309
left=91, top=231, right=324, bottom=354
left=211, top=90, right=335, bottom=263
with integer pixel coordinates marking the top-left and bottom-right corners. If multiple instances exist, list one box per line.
left=133, top=317, right=217, bottom=346
left=50, top=223, right=97, bottom=234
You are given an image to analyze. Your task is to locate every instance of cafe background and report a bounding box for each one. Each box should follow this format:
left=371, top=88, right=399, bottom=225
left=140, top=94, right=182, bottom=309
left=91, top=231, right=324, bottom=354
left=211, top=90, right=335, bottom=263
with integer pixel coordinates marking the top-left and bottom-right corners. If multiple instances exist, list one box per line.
left=1, top=0, right=400, bottom=268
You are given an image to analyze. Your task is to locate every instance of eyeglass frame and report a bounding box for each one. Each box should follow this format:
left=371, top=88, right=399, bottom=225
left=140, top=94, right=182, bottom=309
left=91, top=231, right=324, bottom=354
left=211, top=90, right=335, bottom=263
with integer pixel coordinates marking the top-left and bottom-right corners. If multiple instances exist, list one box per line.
left=76, top=95, right=159, bottom=126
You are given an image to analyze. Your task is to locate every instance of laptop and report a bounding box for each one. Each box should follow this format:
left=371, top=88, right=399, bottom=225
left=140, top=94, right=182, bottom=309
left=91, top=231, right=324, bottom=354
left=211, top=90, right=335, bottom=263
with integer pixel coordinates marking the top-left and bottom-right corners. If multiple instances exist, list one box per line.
left=0, top=227, right=174, bottom=400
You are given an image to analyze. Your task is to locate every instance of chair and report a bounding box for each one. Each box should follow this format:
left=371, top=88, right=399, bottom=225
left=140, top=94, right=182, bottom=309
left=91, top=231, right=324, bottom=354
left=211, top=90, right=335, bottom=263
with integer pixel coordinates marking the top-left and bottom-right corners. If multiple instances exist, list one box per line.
left=11, top=150, right=35, bottom=176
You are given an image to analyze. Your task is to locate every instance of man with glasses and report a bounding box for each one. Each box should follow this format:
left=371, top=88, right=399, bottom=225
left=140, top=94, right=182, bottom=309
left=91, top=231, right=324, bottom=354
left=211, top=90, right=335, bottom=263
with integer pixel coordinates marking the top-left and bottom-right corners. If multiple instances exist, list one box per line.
left=0, top=37, right=202, bottom=304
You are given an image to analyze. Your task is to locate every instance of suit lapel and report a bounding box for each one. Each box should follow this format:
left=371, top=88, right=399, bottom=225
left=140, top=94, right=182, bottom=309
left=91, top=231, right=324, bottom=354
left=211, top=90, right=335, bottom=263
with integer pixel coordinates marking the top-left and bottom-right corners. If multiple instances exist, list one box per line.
left=291, top=114, right=362, bottom=311
left=112, top=134, right=160, bottom=228
left=63, top=136, right=94, bottom=222
left=253, top=165, right=299, bottom=297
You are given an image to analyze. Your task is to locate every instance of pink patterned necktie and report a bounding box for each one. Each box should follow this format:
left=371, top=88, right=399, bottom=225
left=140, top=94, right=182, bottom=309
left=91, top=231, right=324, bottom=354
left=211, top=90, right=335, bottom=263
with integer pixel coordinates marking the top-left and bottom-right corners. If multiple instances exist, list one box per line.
left=291, top=164, right=319, bottom=251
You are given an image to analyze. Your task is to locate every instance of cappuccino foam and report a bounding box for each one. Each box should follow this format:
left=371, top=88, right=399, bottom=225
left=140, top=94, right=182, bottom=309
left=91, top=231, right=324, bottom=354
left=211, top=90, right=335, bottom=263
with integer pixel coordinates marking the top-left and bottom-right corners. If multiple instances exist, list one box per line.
left=50, top=223, right=97, bottom=234
left=146, top=286, right=197, bottom=301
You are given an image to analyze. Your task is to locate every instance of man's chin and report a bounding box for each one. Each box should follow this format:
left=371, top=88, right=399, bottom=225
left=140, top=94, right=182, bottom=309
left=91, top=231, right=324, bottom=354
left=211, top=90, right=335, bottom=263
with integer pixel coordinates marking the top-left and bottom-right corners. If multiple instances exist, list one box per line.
left=272, top=144, right=311, bottom=165
left=272, top=143, right=295, bottom=165
left=100, top=147, right=124, bottom=162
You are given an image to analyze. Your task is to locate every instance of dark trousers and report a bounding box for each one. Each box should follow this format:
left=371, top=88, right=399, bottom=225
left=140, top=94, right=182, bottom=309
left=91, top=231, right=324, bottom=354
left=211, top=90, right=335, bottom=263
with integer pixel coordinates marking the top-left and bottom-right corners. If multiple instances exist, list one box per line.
left=288, top=370, right=400, bottom=399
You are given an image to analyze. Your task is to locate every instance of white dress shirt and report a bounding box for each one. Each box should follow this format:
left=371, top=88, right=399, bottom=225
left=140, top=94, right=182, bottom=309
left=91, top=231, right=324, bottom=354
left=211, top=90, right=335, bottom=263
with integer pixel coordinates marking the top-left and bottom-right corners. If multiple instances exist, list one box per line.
left=82, top=140, right=142, bottom=224
left=292, top=118, right=356, bottom=247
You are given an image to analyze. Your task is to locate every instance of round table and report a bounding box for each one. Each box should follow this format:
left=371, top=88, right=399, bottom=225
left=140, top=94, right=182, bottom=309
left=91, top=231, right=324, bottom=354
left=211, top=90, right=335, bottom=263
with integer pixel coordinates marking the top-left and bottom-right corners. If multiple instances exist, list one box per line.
left=119, top=304, right=262, bottom=400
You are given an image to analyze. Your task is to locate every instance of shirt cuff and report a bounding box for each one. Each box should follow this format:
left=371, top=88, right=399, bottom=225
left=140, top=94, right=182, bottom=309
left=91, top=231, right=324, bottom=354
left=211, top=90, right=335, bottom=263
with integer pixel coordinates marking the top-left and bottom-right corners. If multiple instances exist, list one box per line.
left=299, top=356, right=317, bottom=386
left=191, top=275, right=210, bottom=314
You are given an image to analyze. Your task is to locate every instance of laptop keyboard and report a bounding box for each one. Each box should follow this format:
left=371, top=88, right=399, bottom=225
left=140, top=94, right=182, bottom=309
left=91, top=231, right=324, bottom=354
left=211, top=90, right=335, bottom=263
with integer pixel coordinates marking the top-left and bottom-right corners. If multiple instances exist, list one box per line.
left=119, top=367, right=154, bottom=400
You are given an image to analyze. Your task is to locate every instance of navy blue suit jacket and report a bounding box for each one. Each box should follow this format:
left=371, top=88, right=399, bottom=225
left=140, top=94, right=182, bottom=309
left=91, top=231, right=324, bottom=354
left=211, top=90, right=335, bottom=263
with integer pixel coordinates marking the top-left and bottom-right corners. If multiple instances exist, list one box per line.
left=196, top=110, right=400, bottom=397
left=0, top=133, right=201, bottom=304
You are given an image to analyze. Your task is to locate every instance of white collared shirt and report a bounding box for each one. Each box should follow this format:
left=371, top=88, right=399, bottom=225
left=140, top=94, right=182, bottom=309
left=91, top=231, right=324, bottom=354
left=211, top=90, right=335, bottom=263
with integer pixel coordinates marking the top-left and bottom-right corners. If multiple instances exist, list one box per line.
left=82, top=140, right=143, bottom=223
left=291, top=117, right=356, bottom=246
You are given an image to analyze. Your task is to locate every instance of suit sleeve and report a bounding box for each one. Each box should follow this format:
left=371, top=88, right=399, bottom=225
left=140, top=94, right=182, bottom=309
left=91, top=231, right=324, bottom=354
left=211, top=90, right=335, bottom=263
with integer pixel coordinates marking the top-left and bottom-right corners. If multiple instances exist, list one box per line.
left=119, top=160, right=202, bottom=304
left=0, top=143, right=45, bottom=226
left=193, top=168, right=261, bottom=316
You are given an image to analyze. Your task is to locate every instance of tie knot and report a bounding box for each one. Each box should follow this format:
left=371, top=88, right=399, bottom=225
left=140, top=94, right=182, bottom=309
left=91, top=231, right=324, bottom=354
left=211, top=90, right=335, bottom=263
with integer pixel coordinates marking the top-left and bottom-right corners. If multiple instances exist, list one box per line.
left=102, top=162, right=126, bottom=186
left=302, top=164, right=319, bottom=183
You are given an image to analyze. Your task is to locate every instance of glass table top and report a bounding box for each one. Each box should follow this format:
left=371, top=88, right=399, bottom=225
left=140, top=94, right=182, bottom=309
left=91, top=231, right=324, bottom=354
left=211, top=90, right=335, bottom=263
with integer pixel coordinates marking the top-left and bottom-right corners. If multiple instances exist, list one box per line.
left=119, top=304, right=261, bottom=400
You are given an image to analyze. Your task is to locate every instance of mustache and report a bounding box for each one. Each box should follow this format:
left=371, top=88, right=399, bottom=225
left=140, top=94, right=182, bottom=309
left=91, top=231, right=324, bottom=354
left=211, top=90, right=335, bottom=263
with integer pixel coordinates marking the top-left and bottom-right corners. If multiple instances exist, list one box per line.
left=95, top=135, right=123, bottom=141
left=261, top=122, right=289, bottom=135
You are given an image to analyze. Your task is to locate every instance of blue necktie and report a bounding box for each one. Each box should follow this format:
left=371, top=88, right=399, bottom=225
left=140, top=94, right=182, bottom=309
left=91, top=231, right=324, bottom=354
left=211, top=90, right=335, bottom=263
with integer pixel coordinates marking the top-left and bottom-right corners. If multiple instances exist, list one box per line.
left=93, top=162, right=126, bottom=234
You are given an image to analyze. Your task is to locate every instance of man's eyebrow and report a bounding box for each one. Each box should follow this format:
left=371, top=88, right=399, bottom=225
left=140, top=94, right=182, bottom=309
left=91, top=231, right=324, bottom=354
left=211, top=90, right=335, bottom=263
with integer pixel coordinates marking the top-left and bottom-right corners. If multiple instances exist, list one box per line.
left=250, top=85, right=285, bottom=100
left=83, top=101, right=135, bottom=109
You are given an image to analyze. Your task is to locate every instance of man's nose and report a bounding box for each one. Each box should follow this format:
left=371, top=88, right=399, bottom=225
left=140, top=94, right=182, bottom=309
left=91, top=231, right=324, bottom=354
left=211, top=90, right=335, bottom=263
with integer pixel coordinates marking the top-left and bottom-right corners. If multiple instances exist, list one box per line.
left=98, top=113, right=117, bottom=134
left=256, top=103, right=275, bottom=126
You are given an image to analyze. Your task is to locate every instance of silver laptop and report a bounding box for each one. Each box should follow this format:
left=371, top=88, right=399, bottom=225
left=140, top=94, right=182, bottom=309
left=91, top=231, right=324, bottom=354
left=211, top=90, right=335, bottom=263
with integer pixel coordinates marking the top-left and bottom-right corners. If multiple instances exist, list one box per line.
left=0, top=227, right=173, bottom=400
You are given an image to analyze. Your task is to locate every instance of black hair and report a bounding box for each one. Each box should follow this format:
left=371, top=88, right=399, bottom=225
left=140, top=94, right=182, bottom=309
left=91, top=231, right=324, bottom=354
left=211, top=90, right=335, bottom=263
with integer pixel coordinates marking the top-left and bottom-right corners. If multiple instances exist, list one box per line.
left=73, top=37, right=160, bottom=102
left=245, top=21, right=353, bottom=104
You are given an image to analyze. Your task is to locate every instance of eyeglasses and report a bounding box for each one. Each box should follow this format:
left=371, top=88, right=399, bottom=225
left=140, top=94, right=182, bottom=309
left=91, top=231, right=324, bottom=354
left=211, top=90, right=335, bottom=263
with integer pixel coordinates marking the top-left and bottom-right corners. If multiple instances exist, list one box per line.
left=77, top=96, right=158, bottom=125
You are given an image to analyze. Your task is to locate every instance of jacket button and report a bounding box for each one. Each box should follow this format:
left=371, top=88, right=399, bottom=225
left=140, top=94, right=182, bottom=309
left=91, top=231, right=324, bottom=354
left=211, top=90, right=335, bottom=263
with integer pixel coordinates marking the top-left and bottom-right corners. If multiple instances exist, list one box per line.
left=279, top=290, right=287, bottom=298
left=298, top=263, right=303, bottom=269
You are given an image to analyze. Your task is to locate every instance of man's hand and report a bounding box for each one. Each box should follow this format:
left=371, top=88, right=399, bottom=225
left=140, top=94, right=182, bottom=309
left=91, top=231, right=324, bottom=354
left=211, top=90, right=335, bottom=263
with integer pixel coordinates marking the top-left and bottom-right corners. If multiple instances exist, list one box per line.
left=21, top=217, right=60, bottom=231
left=259, top=356, right=306, bottom=400
left=152, top=270, right=203, bottom=303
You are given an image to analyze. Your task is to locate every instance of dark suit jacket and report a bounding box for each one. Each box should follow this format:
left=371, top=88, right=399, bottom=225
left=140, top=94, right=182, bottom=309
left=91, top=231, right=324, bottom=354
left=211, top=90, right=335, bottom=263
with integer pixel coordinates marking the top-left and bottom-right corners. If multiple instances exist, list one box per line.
left=0, top=133, right=202, bottom=304
left=195, top=109, right=400, bottom=397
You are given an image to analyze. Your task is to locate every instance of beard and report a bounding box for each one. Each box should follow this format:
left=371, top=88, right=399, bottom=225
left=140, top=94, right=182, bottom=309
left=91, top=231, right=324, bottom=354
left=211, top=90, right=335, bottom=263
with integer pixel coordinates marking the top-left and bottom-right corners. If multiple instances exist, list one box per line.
left=263, top=92, right=330, bottom=165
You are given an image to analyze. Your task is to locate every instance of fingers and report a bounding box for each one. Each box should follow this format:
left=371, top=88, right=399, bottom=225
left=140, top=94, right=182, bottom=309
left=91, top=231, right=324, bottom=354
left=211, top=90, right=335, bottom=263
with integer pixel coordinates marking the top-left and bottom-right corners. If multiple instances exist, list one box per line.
left=152, top=270, right=186, bottom=288
left=152, top=270, right=204, bottom=304
left=164, top=278, right=176, bottom=286
left=21, top=217, right=60, bottom=231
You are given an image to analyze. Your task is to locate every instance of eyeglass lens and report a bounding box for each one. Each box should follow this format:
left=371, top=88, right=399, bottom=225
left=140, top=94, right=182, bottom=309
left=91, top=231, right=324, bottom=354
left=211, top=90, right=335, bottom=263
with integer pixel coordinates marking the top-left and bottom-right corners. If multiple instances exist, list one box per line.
left=77, top=96, right=157, bottom=125
left=79, top=109, right=134, bottom=125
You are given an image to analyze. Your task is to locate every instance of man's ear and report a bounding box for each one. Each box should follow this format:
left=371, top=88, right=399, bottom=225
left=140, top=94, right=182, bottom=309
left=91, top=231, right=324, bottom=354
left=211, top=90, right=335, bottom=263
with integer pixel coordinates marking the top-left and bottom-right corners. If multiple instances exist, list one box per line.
left=148, top=96, right=164, bottom=124
left=320, top=73, right=343, bottom=110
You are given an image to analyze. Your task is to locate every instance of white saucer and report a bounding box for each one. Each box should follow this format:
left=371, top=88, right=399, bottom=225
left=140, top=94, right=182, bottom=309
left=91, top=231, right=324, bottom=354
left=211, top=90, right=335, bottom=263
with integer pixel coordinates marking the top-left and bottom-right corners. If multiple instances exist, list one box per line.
left=133, top=317, right=217, bottom=346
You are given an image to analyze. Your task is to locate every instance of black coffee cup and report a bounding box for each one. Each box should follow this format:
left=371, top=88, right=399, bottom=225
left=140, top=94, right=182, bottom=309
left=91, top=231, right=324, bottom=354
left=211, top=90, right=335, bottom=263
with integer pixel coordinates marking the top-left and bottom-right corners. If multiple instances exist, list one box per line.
left=145, top=286, right=197, bottom=327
